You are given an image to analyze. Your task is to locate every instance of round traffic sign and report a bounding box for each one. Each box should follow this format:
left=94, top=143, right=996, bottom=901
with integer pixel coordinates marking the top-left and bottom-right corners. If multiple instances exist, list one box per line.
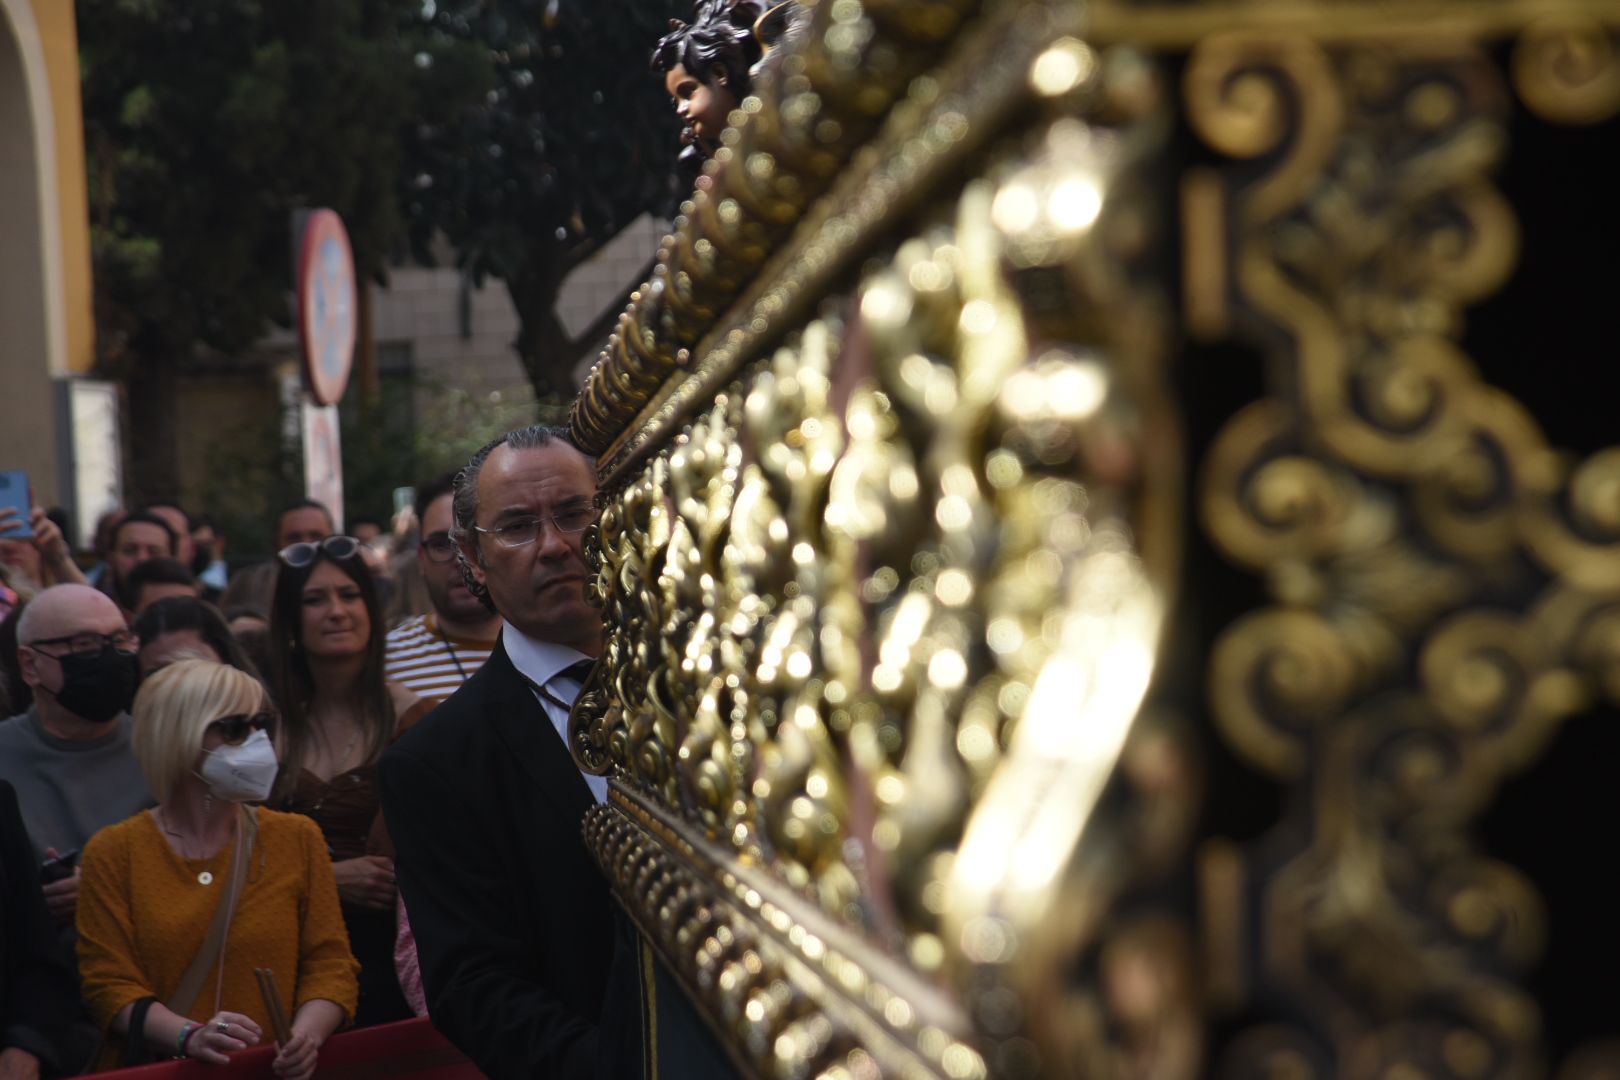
left=297, top=210, right=357, bottom=406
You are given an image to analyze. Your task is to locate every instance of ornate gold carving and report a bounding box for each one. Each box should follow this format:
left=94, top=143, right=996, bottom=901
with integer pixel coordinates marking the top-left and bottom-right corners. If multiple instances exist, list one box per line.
left=571, top=4, right=1182, bottom=1072
left=570, top=0, right=984, bottom=456
left=1514, top=14, right=1620, bottom=123
left=1187, top=17, right=1615, bottom=1079
left=1089, top=0, right=1620, bottom=50
left=564, top=0, right=1615, bottom=1077
left=587, top=790, right=989, bottom=1079
left=574, top=0, right=1106, bottom=488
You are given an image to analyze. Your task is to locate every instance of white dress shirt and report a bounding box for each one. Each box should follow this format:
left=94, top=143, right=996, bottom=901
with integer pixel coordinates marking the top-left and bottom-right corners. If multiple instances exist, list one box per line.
left=501, top=623, right=608, bottom=804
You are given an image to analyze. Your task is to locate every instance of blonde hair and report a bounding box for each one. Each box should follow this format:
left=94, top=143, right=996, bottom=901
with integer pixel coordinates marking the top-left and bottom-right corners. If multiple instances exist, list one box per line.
left=132, top=658, right=269, bottom=801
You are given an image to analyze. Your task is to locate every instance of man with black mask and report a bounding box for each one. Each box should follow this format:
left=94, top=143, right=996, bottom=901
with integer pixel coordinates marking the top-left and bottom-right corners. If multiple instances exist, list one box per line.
left=0, top=585, right=152, bottom=932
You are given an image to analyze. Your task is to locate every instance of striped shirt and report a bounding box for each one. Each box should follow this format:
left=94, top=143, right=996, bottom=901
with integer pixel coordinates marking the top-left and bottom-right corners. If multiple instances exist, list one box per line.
left=384, top=615, right=497, bottom=705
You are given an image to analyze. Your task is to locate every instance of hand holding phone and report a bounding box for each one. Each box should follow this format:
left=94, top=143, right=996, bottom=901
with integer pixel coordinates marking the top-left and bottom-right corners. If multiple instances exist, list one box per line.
left=0, top=470, right=32, bottom=539
left=40, top=847, right=79, bottom=884
left=391, top=486, right=418, bottom=541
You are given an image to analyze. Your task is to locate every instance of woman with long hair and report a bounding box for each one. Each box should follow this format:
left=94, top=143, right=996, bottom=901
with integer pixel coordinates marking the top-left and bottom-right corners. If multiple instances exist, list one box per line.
left=76, top=659, right=357, bottom=1076
left=268, top=536, right=424, bottom=1027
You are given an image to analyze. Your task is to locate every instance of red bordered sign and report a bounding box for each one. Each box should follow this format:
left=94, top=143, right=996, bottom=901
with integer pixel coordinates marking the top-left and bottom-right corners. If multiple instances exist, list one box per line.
left=296, top=209, right=357, bottom=406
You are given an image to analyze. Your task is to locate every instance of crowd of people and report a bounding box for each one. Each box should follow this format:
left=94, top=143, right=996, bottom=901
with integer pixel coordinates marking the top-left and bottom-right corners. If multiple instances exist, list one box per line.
left=0, top=424, right=704, bottom=1079
left=0, top=5, right=796, bottom=1077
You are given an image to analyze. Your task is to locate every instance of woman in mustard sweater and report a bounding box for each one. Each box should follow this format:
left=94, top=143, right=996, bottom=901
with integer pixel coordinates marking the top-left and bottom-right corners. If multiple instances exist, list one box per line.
left=76, top=659, right=358, bottom=1077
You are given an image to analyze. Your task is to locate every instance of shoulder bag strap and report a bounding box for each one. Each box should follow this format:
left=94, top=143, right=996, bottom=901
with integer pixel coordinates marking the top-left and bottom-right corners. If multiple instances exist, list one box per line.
left=165, top=804, right=258, bottom=1019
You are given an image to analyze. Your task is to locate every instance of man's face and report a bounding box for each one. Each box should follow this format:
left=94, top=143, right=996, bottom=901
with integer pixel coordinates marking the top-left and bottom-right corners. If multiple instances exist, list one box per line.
left=112, top=522, right=173, bottom=589
left=419, top=493, right=487, bottom=626
left=277, top=507, right=333, bottom=550
left=457, top=443, right=598, bottom=643
left=148, top=506, right=196, bottom=567
left=19, top=588, right=132, bottom=701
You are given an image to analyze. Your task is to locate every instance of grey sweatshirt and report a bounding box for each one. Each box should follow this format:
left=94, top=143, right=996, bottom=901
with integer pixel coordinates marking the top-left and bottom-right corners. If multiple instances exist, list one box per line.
left=0, top=709, right=153, bottom=863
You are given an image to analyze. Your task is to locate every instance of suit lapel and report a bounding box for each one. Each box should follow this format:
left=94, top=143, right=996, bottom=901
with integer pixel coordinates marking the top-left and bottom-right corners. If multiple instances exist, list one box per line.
left=483, top=642, right=596, bottom=831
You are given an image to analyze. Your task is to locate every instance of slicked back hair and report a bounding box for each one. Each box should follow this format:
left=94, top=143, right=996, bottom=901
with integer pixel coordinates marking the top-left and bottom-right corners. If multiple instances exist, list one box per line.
left=450, top=425, right=592, bottom=612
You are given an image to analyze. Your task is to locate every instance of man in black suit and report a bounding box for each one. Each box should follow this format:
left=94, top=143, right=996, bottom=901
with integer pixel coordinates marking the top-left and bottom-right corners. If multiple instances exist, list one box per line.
left=2, top=779, right=79, bottom=1078
left=378, top=425, right=622, bottom=1078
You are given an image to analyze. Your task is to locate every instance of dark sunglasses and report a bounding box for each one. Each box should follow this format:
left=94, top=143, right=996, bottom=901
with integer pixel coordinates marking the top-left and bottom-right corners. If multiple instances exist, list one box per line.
left=26, top=630, right=140, bottom=657
left=278, top=535, right=361, bottom=567
left=207, top=712, right=273, bottom=745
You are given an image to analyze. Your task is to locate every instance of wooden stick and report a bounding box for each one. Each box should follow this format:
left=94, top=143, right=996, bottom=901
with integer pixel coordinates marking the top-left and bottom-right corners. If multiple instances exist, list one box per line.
left=254, top=967, right=294, bottom=1045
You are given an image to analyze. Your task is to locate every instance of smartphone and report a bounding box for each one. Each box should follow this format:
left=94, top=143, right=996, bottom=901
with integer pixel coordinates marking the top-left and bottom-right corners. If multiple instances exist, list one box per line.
left=392, top=486, right=415, bottom=517
left=40, top=847, right=79, bottom=883
left=0, top=470, right=31, bottom=538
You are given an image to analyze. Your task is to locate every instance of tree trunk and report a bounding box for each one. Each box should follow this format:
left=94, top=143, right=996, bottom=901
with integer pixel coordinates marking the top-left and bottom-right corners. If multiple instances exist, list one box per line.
left=507, top=264, right=570, bottom=402
left=124, top=349, right=183, bottom=502
left=505, top=246, right=659, bottom=408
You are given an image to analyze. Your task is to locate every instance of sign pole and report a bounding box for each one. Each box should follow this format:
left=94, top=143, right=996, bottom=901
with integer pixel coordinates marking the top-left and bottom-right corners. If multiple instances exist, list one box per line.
left=293, top=209, right=358, bottom=529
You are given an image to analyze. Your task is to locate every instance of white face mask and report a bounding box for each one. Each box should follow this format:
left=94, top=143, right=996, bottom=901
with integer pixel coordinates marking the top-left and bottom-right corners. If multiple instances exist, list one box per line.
left=199, top=729, right=279, bottom=803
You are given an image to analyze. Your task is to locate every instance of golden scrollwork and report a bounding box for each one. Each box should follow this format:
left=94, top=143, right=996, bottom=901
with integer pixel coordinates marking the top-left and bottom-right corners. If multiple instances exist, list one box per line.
left=570, top=0, right=1183, bottom=1071
left=1188, top=11, right=1618, bottom=1079
left=564, top=0, right=1617, bottom=1076
left=1514, top=14, right=1620, bottom=124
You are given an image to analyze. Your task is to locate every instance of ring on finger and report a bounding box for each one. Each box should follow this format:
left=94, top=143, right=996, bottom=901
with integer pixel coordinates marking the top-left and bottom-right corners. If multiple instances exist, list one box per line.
left=216, top=1022, right=230, bottom=1034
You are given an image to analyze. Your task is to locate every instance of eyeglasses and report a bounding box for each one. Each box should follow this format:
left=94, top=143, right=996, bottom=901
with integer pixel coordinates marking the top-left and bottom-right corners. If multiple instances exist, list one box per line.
left=25, top=630, right=140, bottom=658
left=472, top=506, right=599, bottom=549
left=278, top=535, right=361, bottom=567
left=420, top=534, right=458, bottom=563
left=207, top=712, right=273, bottom=745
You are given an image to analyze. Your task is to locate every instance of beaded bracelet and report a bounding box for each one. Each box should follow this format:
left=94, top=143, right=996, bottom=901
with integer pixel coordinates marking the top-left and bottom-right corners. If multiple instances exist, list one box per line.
left=176, top=1021, right=199, bottom=1057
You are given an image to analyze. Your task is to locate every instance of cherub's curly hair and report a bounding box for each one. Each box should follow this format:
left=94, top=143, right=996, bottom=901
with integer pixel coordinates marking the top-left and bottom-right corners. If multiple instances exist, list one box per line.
left=650, top=0, right=767, bottom=96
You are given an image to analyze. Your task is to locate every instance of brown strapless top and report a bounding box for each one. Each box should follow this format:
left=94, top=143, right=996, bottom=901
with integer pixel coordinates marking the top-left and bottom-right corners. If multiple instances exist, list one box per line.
left=281, top=698, right=432, bottom=861
left=284, top=762, right=380, bottom=862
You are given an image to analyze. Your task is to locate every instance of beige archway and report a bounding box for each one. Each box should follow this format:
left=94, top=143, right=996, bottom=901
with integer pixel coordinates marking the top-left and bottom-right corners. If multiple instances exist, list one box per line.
left=1, top=0, right=94, bottom=510
left=0, top=0, right=64, bottom=368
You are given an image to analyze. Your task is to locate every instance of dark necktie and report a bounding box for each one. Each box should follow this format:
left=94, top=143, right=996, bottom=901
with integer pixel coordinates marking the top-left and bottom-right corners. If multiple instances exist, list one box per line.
left=529, top=659, right=595, bottom=714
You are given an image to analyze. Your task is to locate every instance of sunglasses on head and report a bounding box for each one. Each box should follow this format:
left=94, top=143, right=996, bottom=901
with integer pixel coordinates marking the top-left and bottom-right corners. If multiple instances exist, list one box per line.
left=207, top=712, right=273, bottom=745
left=278, top=535, right=361, bottom=567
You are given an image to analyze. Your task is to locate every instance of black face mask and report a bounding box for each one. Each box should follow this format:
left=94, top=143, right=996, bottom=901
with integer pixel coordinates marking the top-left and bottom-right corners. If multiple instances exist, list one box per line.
left=191, top=543, right=213, bottom=576
left=50, top=647, right=138, bottom=723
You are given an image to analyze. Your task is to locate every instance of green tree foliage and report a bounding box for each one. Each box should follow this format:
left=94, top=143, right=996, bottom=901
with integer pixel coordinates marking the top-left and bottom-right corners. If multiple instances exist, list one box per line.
left=78, top=0, right=476, bottom=497
left=337, top=374, right=557, bottom=534
left=401, top=0, right=686, bottom=399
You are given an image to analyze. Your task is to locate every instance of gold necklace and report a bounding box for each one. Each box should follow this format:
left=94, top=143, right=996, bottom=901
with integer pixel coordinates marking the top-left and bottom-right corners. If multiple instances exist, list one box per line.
left=331, top=725, right=361, bottom=771
left=157, top=807, right=222, bottom=885
left=310, top=704, right=363, bottom=773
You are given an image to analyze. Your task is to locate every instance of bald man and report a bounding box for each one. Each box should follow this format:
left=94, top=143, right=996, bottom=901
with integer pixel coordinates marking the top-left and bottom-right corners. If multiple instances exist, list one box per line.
left=0, top=585, right=152, bottom=930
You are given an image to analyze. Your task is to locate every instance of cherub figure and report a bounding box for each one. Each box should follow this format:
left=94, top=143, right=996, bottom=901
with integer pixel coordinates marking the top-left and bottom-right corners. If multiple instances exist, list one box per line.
left=651, top=0, right=769, bottom=168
